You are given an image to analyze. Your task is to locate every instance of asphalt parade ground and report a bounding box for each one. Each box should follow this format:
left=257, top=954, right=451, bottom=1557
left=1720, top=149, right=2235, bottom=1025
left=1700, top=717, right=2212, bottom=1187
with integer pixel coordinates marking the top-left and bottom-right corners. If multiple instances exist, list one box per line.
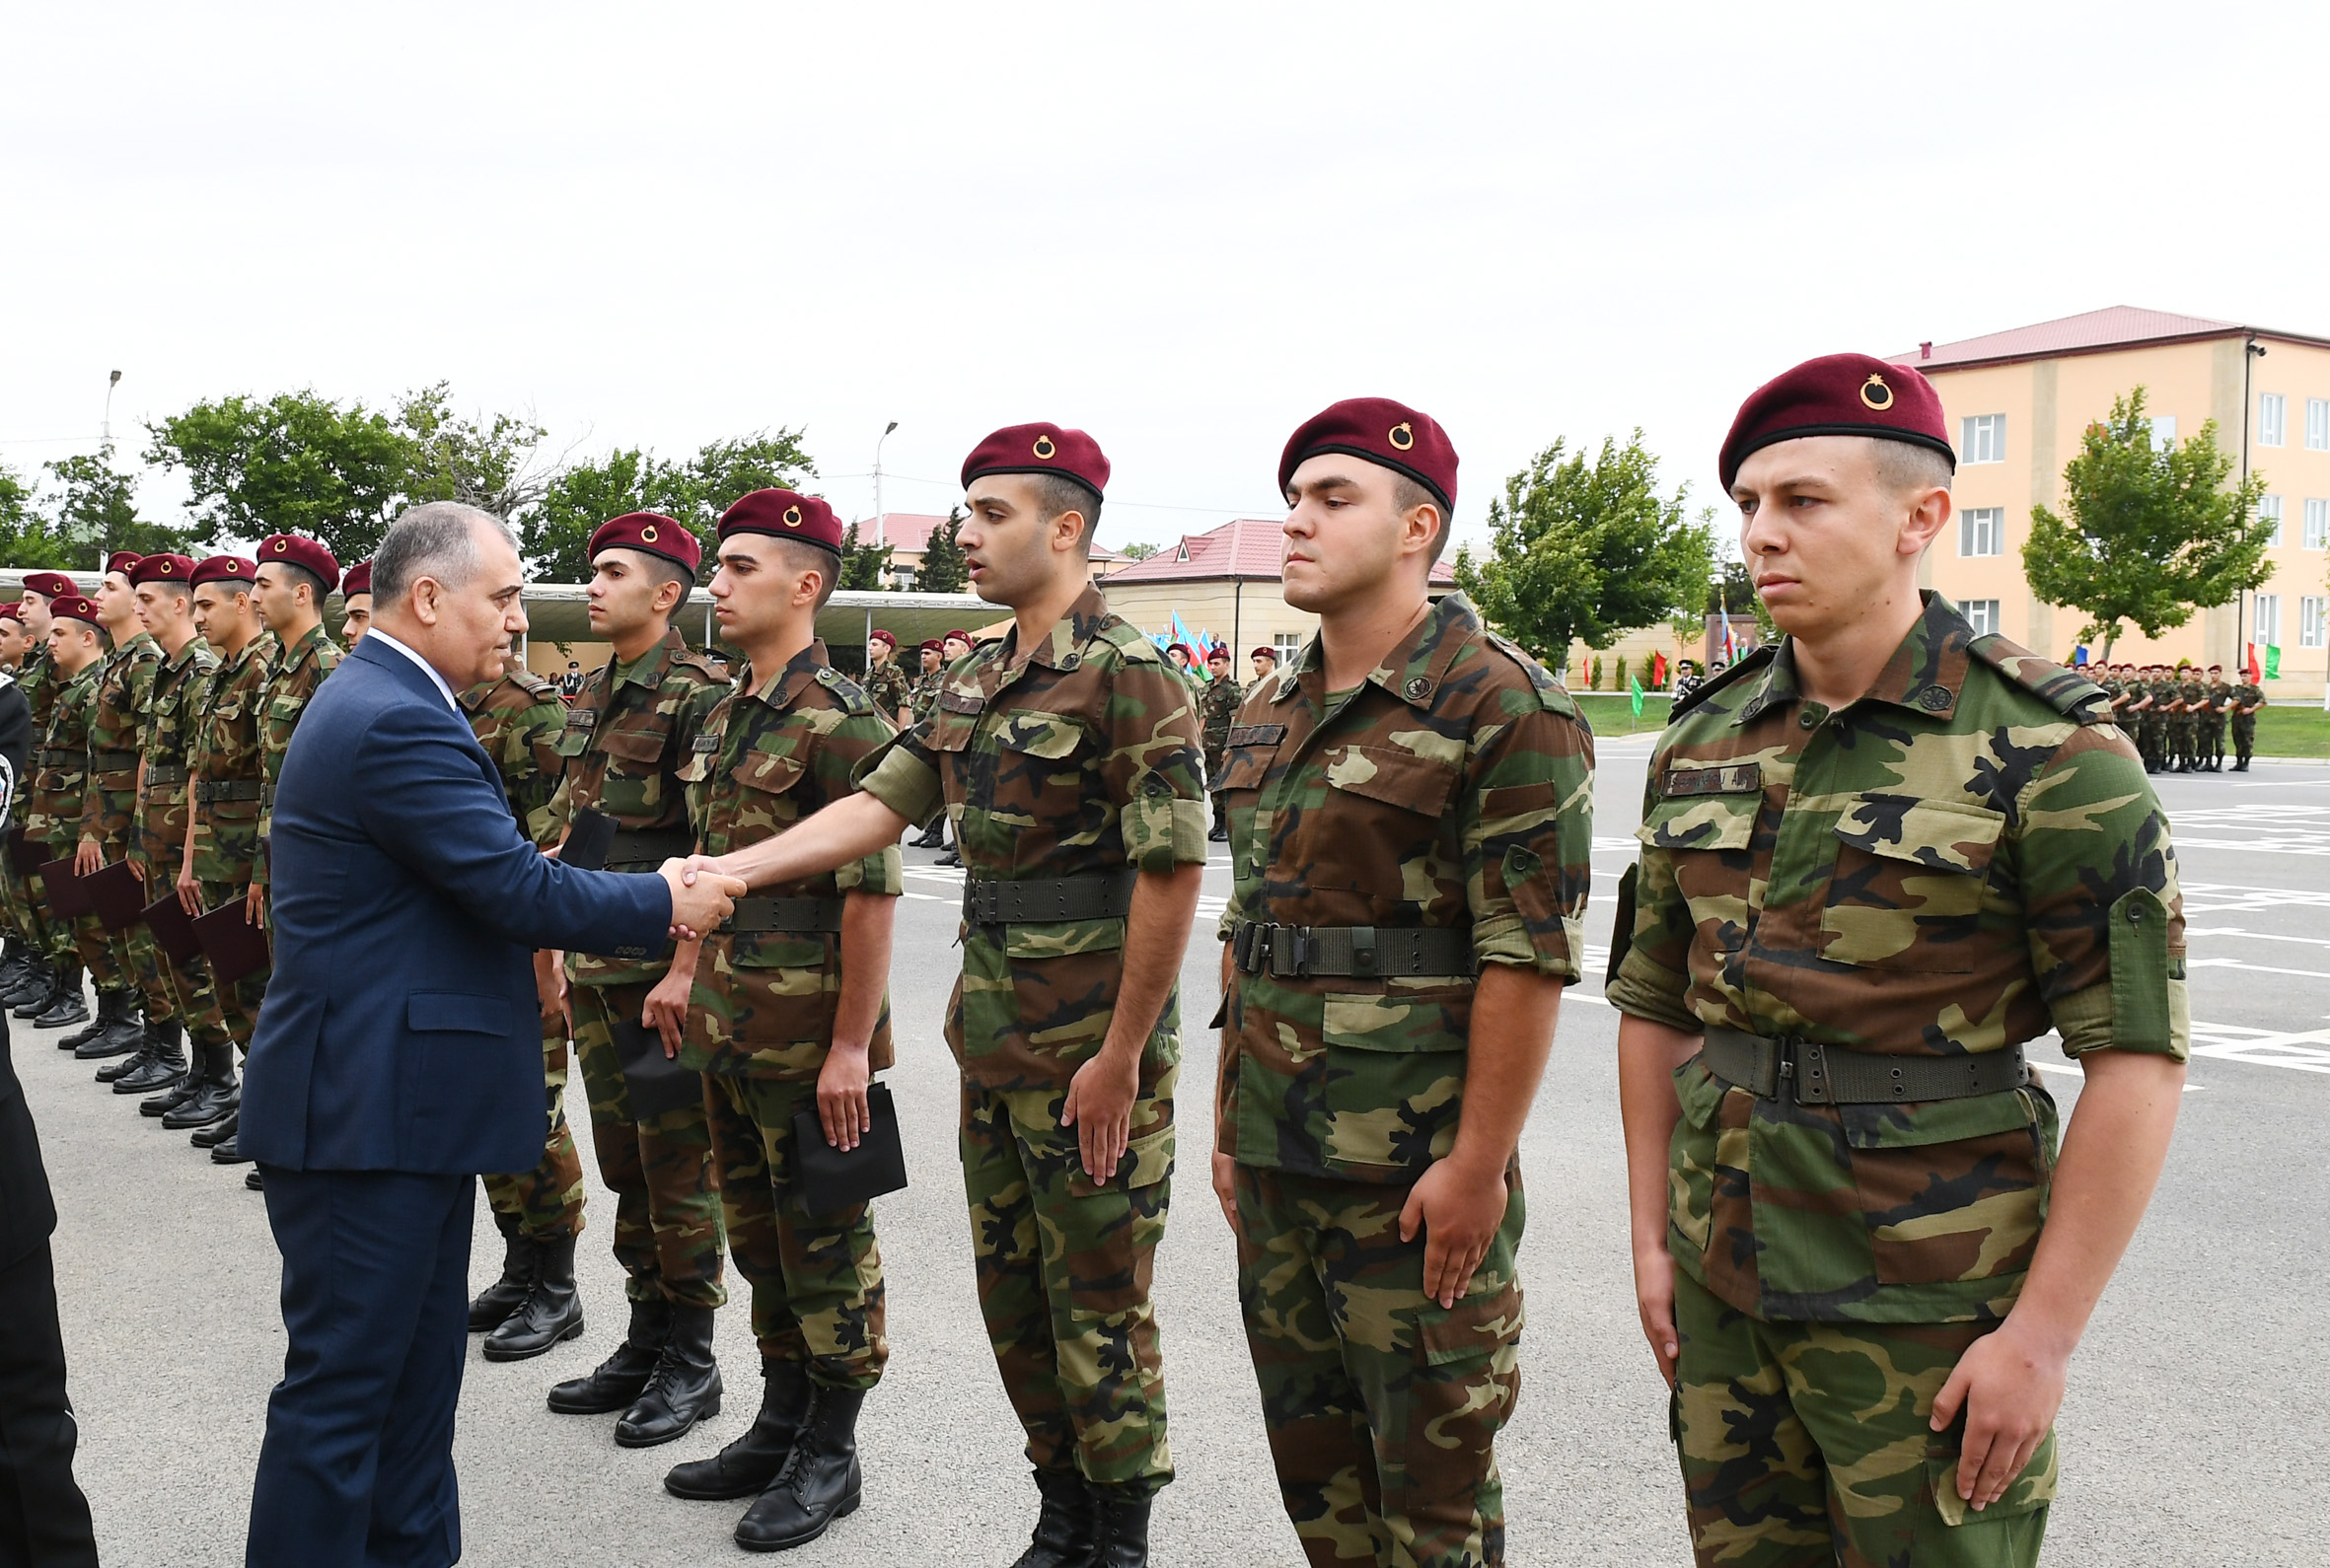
left=21, top=741, right=2330, bottom=1566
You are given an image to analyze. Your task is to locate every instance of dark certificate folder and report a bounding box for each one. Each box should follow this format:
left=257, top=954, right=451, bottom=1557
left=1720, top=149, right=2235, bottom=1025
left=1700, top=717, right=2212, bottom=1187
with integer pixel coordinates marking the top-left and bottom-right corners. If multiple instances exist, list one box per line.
left=193, top=903, right=272, bottom=985
left=142, top=892, right=201, bottom=966
left=7, top=826, right=42, bottom=878
left=36, top=857, right=91, bottom=917
left=790, top=1081, right=908, bottom=1217
left=608, top=1017, right=709, bottom=1119
left=85, top=860, right=146, bottom=932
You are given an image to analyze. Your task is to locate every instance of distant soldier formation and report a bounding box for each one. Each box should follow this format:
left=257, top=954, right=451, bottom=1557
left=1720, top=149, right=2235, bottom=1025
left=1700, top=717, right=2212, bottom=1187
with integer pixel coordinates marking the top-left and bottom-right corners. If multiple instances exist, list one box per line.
left=4, top=370, right=2202, bottom=1568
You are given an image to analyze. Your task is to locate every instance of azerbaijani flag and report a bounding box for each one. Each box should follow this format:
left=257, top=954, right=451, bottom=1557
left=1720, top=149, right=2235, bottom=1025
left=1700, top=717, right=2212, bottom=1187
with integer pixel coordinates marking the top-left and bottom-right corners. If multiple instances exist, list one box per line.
left=1720, top=610, right=1737, bottom=665
left=1652, top=650, right=1668, bottom=688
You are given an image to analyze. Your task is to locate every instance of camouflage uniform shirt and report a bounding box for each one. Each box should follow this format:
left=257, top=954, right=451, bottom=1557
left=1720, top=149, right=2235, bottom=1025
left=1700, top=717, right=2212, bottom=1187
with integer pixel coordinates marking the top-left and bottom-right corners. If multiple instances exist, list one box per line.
left=78, top=630, right=164, bottom=853
left=189, top=631, right=277, bottom=884
left=861, top=655, right=913, bottom=725
left=462, top=667, right=569, bottom=848
left=676, top=640, right=903, bottom=1081
left=253, top=621, right=344, bottom=887
left=856, top=584, right=1207, bottom=1090
left=28, top=661, right=101, bottom=849
left=12, top=650, right=57, bottom=822
left=133, top=635, right=219, bottom=876
left=906, top=668, right=943, bottom=725
left=1213, top=593, right=1595, bottom=1183
left=1199, top=673, right=1242, bottom=784
left=1606, top=593, right=2188, bottom=1325
left=551, top=626, right=728, bottom=987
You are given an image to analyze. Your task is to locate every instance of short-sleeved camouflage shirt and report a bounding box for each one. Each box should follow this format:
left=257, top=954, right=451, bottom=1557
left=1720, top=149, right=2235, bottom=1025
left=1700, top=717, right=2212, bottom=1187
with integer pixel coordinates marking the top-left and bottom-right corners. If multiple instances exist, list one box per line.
left=1213, top=593, right=1596, bottom=1184
left=462, top=667, right=569, bottom=848
left=254, top=621, right=344, bottom=887
left=29, top=660, right=101, bottom=849
left=1606, top=593, right=2188, bottom=1325
left=906, top=668, right=942, bottom=724
left=78, top=630, right=163, bottom=853
left=134, top=635, right=219, bottom=875
left=189, top=630, right=277, bottom=884
left=1199, top=673, right=1242, bottom=778
left=861, top=656, right=912, bottom=724
left=856, top=584, right=1208, bottom=1091
left=552, top=625, right=729, bottom=987
left=676, top=640, right=903, bottom=1081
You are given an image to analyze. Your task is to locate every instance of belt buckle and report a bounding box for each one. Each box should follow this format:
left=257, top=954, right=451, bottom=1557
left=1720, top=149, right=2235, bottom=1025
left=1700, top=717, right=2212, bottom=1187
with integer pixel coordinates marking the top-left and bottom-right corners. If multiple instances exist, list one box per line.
left=1269, top=926, right=1309, bottom=978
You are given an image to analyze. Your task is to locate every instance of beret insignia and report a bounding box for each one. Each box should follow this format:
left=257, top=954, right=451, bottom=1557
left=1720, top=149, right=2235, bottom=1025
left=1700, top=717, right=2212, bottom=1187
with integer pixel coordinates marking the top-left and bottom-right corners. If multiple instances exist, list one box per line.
left=1859, top=374, right=1894, bottom=411
left=783, top=505, right=803, bottom=527
left=640, top=524, right=660, bottom=541
left=1389, top=421, right=1415, bottom=451
left=272, top=539, right=289, bottom=553
left=1033, top=434, right=1056, bottom=460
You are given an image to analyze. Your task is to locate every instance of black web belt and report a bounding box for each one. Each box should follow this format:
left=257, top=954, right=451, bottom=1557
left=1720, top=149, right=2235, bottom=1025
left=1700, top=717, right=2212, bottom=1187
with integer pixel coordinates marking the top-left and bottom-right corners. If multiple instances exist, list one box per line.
left=195, top=779, right=263, bottom=804
left=91, top=749, right=138, bottom=772
left=1230, top=920, right=1478, bottom=979
left=36, top=748, right=79, bottom=768
left=606, top=826, right=696, bottom=871
left=1700, top=1023, right=2029, bottom=1105
left=145, top=764, right=188, bottom=787
left=721, top=896, right=845, bottom=935
left=962, top=869, right=1138, bottom=925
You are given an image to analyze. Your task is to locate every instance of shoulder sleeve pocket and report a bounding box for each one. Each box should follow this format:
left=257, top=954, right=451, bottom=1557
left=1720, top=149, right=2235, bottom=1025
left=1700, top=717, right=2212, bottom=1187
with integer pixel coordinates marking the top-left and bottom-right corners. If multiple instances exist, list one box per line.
left=2106, top=887, right=2171, bottom=1055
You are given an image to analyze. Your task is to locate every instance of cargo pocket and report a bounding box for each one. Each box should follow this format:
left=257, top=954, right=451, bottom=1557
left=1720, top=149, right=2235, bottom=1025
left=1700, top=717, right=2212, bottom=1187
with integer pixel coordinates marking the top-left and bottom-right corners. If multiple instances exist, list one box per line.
left=1317, top=989, right=1471, bottom=1176
left=1846, top=1087, right=2052, bottom=1289
left=1666, top=1057, right=1727, bottom=1256
left=1919, top=1430, right=2055, bottom=1552
left=1820, top=796, right=2002, bottom=972
left=1067, top=1119, right=1175, bottom=1199
left=1398, top=1280, right=1522, bottom=1518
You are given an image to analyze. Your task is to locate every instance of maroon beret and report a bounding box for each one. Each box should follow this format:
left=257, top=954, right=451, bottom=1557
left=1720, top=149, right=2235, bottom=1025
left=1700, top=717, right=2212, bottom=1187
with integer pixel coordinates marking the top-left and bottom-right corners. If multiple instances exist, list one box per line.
left=960, top=423, right=1110, bottom=501
left=718, top=489, right=844, bottom=555
left=105, top=550, right=143, bottom=578
left=1718, top=353, right=1954, bottom=491
left=589, top=512, right=701, bottom=576
left=1168, top=643, right=1192, bottom=660
left=1250, top=646, right=1277, bottom=663
left=258, top=534, right=342, bottom=587
left=868, top=628, right=897, bottom=650
left=50, top=594, right=103, bottom=627
left=340, top=560, right=373, bottom=598
left=190, top=555, right=256, bottom=588
left=0, top=604, right=20, bottom=623
left=1205, top=646, right=1232, bottom=663
left=129, top=554, right=195, bottom=587
left=21, top=572, right=77, bottom=600
left=1279, top=397, right=1458, bottom=515
left=943, top=629, right=972, bottom=646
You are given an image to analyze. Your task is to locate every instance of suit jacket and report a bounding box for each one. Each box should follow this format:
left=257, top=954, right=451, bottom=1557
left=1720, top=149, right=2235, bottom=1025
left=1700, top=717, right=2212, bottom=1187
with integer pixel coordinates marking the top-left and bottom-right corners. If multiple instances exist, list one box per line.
left=241, top=639, right=672, bottom=1175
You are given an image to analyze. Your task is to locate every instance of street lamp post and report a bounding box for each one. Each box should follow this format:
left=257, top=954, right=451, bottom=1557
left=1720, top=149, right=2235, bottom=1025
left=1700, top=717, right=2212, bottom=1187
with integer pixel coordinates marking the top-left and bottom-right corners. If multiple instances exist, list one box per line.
left=103, top=369, right=121, bottom=450
left=873, top=421, right=900, bottom=570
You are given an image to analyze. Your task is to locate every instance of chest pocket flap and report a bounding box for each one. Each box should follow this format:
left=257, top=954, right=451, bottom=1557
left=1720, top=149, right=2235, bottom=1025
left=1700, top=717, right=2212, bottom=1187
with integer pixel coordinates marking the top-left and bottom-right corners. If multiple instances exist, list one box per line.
left=994, top=712, right=1086, bottom=761
left=1638, top=795, right=1757, bottom=852
left=1214, top=745, right=1274, bottom=793
left=1833, top=795, right=2004, bottom=877
left=734, top=749, right=807, bottom=796
left=597, top=727, right=669, bottom=767
left=1321, top=745, right=1460, bottom=819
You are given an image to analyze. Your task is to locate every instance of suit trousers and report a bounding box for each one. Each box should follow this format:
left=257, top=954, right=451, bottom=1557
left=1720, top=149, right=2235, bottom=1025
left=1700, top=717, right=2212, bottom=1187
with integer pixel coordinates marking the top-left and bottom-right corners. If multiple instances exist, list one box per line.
left=247, top=1167, right=473, bottom=1568
left=0, top=1239, right=99, bottom=1568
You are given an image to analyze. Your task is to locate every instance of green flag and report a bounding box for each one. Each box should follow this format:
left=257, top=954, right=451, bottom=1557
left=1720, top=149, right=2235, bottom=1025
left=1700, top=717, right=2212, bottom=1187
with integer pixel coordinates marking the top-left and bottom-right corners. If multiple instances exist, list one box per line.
left=2266, top=644, right=2282, bottom=679
left=1630, top=675, right=1646, bottom=717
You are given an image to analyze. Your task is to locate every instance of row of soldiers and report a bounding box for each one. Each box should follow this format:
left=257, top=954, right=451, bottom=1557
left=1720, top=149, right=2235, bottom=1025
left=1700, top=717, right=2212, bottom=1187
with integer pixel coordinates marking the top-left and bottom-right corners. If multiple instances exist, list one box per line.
left=2092, top=659, right=2268, bottom=772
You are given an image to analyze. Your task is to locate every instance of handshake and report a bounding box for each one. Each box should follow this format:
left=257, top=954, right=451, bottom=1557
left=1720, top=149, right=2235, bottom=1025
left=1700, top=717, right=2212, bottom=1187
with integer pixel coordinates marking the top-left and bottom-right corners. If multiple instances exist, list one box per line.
left=656, top=857, right=748, bottom=940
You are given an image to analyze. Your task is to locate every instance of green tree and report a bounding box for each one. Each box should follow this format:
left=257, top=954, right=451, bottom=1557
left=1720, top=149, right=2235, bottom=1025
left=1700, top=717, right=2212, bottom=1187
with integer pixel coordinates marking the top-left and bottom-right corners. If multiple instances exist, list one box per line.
left=0, top=463, right=77, bottom=571
left=1116, top=540, right=1161, bottom=561
left=520, top=430, right=819, bottom=583
left=41, top=450, right=196, bottom=559
left=646, top=430, right=818, bottom=559
left=918, top=507, right=967, bottom=594
left=2022, top=388, right=2271, bottom=660
left=399, top=383, right=555, bottom=519
left=145, top=391, right=415, bottom=563
left=1454, top=430, right=1714, bottom=664
left=837, top=523, right=892, bottom=591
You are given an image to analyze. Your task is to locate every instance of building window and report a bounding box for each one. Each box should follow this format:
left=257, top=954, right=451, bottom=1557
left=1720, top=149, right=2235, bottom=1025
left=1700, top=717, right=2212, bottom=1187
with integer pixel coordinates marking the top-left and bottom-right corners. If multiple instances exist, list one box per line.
left=2260, top=495, right=2285, bottom=546
left=1274, top=632, right=1303, bottom=661
left=1958, top=506, right=2004, bottom=557
left=2255, top=594, right=2282, bottom=648
left=2149, top=414, right=2177, bottom=450
left=1963, top=599, right=2002, bottom=636
left=2306, top=498, right=2328, bottom=551
left=2258, top=392, right=2287, bottom=448
left=2302, top=597, right=2328, bottom=650
left=1959, top=414, right=2006, bottom=465
left=2309, top=397, right=2330, bottom=452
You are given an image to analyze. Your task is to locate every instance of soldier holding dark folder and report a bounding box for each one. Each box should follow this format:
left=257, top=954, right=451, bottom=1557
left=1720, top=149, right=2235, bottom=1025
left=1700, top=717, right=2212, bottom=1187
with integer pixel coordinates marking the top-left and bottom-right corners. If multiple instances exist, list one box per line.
left=29, top=595, right=109, bottom=1036
left=648, top=490, right=903, bottom=1553
left=74, top=551, right=166, bottom=1073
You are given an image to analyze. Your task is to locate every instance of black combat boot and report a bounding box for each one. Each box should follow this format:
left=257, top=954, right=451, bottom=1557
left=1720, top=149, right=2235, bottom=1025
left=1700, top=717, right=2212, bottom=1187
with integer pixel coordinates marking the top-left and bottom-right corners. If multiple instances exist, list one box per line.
left=71, top=989, right=132, bottom=1057
left=469, top=1210, right=537, bottom=1332
left=141, top=1071, right=201, bottom=1117
left=1010, top=1468, right=1096, bottom=1568
left=482, top=1233, right=584, bottom=1361
left=210, top=1120, right=253, bottom=1165
left=614, top=1303, right=723, bottom=1448
left=664, top=1360, right=815, bottom=1501
left=547, top=1296, right=672, bottom=1415
left=49, top=970, right=104, bottom=1039
left=114, top=1021, right=186, bottom=1095
left=1088, top=1484, right=1153, bottom=1568
left=190, top=1107, right=238, bottom=1148
left=733, top=1383, right=865, bottom=1552
left=0, top=949, right=38, bottom=1003
left=163, top=1044, right=238, bottom=1129
left=82, top=990, right=147, bottom=1060
left=11, top=959, right=59, bottom=1017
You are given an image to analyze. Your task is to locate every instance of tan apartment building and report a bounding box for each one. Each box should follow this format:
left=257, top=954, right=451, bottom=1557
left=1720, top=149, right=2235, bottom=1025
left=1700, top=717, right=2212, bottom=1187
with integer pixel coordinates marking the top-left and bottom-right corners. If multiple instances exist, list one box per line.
left=1892, top=306, right=2330, bottom=697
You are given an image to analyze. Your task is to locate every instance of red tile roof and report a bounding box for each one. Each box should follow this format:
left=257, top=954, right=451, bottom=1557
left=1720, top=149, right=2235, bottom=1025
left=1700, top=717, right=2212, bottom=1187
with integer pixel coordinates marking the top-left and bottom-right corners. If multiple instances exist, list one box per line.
left=1888, top=306, right=2330, bottom=372
left=1105, top=518, right=1457, bottom=585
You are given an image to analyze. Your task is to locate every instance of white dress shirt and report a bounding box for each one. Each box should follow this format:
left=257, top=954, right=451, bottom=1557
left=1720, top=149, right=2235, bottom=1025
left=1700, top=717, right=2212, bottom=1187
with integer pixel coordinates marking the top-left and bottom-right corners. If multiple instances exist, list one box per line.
left=364, top=627, right=461, bottom=712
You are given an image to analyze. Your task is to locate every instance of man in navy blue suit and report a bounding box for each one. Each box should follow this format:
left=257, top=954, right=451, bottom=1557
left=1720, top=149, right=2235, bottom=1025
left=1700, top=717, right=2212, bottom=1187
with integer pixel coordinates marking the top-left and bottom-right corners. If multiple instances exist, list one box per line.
left=238, top=502, right=745, bottom=1568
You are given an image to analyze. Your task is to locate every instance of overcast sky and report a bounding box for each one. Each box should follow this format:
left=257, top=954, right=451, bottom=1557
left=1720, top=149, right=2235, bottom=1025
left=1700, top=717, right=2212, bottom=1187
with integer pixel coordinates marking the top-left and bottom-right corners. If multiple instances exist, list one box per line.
left=7, top=1, right=2328, bottom=564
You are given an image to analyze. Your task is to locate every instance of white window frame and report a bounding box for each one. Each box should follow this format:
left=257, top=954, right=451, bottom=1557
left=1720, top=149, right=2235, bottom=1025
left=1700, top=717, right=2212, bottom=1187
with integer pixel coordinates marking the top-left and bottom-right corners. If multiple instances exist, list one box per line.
left=1273, top=632, right=1303, bottom=661
left=2260, top=494, right=2285, bottom=547
left=2255, top=594, right=2283, bottom=649
left=2305, top=498, right=2329, bottom=551
left=2258, top=392, right=2287, bottom=448
left=2307, top=397, right=2330, bottom=452
left=1963, top=599, right=2002, bottom=636
left=2301, top=596, right=2328, bottom=650
left=1959, top=414, right=2006, bottom=465
left=1958, top=506, right=2004, bottom=557
left=2149, top=414, right=2178, bottom=450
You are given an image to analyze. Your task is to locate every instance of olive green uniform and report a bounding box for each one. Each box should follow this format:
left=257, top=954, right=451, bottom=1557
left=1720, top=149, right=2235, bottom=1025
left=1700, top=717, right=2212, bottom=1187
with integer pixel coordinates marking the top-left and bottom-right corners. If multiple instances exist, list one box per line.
left=75, top=630, right=163, bottom=1015
left=128, top=635, right=222, bottom=1041
left=186, top=630, right=278, bottom=1046
left=1214, top=594, right=1595, bottom=1568
left=860, top=654, right=913, bottom=727
left=28, top=661, right=102, bottom=975
left=1, top=650, right=58, bottom=959
left=2229, top=679, right=2265, bottom=768
left=253, top=621, right=344, bottom=896
left=1606, top=595, right=2189, bottom=1568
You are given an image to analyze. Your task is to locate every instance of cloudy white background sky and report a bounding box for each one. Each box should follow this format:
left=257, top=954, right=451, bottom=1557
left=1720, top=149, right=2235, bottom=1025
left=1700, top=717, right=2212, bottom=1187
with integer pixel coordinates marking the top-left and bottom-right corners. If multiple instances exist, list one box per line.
left=6, top=1, right=2328, bottom=561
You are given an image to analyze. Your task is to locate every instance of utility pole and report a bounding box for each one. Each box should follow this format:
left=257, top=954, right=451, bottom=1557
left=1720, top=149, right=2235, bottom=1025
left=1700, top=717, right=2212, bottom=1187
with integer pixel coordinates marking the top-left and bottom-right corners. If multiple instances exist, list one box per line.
left=103, top=369, right=121, bottom=450
left=873, top=420, right=899, bottom=580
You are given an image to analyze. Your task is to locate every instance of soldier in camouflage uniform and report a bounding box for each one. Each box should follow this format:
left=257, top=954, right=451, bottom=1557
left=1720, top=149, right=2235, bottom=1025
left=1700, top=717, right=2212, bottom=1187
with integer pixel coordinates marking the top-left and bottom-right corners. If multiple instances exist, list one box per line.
left=2167, top=664, right=2200, bottom=771
left=28, top=598, right=109, bottom=1034
left=0, top=587, right=65, bottom=1018
left=1609, top=355, right=2189, bottom=1568
left=1212, top=399, right=1592, bottom=1568
left=71, top=552, right=167, bottom=1068
left=545, top=512, right=732, bottom=1450
left=337, top=558, right=373, bottom=648
left=688, top=427, right=1207, bottom=1567
left=175, top=556, right=277, bottom=1140
left=462, top=660, right=591, bottom=1363
left=903, top=640, right=947, bottom=849
left=860, top=627, right=912, bottom=727
left=2228, top=667, right=2266, bottom=769
left=245, top=534, right=344, bottom=936
left=2200, top=664, right=2230, bottom=770
left=1199, top=644, right=1241, bottom=842
left=654, top=490, right=902, bottom=1552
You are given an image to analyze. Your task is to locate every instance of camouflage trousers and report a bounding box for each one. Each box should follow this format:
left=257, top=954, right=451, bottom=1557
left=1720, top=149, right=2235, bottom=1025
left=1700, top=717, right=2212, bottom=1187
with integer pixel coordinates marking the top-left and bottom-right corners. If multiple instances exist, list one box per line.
left=2232, top=718, right=2257, bottom=762
left=1232, top=1165, right=1525, bottom=1568
left=1, top=853, right=52, bottom=957
left=182, top=878, right=267, bottom=1050
left=571, top=980, right=726, bottom=1309
left=1673, top=1269, right=2053, bottom=1567
left=482, top=1023, right=588, bottom=1242
left=961, top=1068, right=1175, bottom=1495
left=704, top=1072, right=887, bottom=1390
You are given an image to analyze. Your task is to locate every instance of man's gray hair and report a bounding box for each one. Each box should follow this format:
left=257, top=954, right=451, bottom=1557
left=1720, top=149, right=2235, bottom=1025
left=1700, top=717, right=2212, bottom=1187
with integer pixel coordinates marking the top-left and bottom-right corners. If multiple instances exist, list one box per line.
left=374, top=502, right=519, bottom=603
